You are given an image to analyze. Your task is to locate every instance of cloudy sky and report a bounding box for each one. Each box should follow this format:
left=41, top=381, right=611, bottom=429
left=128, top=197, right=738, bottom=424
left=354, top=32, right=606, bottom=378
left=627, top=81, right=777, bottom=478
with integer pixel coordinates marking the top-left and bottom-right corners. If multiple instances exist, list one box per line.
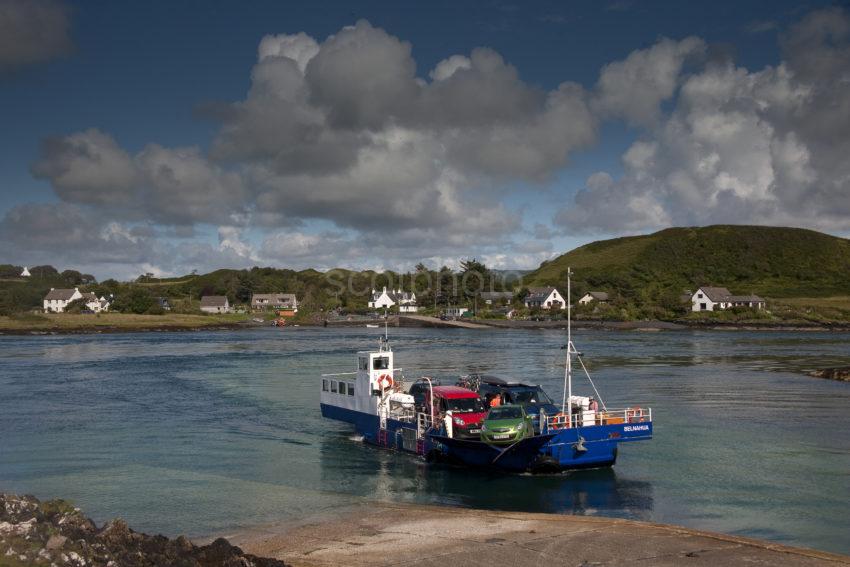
left=1, top=0, right=849, bottom=279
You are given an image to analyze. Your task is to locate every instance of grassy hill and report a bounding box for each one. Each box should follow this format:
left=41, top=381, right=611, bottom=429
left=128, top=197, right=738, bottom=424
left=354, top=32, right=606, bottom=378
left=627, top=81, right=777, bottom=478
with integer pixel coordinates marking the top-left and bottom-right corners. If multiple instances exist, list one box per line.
left=526, top=225, right=850, bottom=307
left=5, top=225, right=849, bottom=323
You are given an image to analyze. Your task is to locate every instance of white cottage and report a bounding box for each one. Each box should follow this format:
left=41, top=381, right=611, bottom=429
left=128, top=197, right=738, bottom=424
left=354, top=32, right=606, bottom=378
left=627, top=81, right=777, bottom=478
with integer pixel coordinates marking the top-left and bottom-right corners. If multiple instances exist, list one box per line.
left=43, top=288, right=83, bottom=312
left=20, top=266, right=31, bottom=277
left=524, top=287, right=566, bottom=310
left=80, top=292, right=110, bottom=313
left=578, top=291, right=609, bottom=305
left=200, top=295, right=231, bottom=313
left=368, top=287, right=418, bottom=312
left=368, top=287, right=395, bottom=309
left=691, top=287, right=766, bottom=312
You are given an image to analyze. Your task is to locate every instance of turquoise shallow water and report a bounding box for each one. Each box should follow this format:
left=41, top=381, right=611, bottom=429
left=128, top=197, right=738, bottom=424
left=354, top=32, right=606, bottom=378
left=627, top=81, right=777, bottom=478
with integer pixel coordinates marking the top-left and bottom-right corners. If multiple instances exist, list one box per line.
left=1, top=327, right=849, bottom=554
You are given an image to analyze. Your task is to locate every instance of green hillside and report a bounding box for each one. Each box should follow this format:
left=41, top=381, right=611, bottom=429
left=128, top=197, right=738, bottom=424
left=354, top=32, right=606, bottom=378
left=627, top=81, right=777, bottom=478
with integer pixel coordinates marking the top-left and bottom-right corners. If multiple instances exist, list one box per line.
left=526, top=225, right=850, bottom=304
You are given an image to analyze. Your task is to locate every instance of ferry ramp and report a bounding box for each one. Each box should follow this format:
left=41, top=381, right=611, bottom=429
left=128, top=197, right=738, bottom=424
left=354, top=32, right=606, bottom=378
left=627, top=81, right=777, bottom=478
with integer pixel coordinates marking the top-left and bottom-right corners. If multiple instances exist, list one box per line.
left=234, top=501, right=849, bottom=567
left=399, top=314, right=492, bottom=329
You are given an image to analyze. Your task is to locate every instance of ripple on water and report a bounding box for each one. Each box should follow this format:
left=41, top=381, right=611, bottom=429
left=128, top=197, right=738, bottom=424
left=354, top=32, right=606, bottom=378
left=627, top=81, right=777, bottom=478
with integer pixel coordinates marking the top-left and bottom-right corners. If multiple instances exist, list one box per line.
left=0, top=327, right=848, bottom=554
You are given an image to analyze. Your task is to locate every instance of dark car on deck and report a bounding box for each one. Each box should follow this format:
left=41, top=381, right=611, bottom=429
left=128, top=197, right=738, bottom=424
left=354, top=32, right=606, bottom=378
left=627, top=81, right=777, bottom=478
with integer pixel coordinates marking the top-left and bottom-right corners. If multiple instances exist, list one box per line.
left=473, top=376, right=560, bottom=431
left=408, top=378, right=441, bottom=408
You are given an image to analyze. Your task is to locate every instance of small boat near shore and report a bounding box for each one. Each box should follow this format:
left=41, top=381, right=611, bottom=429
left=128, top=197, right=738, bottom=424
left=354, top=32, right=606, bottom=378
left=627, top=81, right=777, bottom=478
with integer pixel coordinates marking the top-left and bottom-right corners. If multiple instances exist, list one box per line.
left=319, top=268, right=652, bottom=473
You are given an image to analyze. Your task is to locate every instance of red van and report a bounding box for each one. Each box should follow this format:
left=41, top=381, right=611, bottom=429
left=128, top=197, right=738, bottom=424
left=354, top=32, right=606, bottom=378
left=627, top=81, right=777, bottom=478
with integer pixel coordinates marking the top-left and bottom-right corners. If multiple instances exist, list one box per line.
left=424, top=386, right=487, bottom=440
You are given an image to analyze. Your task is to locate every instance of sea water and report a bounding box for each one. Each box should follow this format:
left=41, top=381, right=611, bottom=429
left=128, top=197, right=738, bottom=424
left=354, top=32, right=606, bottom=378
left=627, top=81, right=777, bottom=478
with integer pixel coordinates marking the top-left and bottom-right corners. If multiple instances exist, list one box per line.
left=1, top=327, right=848, bottom=554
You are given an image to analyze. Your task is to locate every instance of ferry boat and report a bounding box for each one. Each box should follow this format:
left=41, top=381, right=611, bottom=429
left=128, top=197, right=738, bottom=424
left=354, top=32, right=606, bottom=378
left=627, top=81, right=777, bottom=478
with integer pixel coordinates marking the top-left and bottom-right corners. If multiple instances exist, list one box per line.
left=319, top=268, right=652, bottom=473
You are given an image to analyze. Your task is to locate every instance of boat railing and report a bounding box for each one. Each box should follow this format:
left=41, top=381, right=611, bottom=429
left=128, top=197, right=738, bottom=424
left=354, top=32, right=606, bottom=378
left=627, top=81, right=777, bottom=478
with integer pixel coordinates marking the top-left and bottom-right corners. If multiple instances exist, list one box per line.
left=416, top=412, right=434, bottom=437
left=542, top=407, right=652, bottom=432
left=390, top=407, right=416, bottom=423
left=320, top=367, right=404, bottom=378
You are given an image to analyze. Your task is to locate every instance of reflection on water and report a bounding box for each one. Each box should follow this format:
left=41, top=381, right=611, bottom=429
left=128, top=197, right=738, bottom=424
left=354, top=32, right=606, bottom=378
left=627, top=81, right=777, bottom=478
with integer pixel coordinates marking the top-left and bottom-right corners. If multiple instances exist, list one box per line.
left=318, top=432, right=654, bottom=518
left=0, top=327, right=848, bottom=554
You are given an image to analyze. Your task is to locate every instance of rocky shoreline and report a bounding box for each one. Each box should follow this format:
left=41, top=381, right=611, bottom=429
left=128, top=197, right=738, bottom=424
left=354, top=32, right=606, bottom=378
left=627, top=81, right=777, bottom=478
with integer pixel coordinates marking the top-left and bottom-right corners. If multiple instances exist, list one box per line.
left=4, top=494, right=848, bottom=566
left=807, top=366, right=850, bottom=382
left=0, top=494, right=285, bottom=567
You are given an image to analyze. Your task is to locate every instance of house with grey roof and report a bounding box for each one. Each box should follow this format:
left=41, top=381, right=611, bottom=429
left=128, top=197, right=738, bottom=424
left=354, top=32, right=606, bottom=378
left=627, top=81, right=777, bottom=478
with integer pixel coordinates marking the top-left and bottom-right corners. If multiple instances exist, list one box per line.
left=368, top=287, right=418, bottom=312
left=691, top=287, right=766, bottom=312
left=43, top=288, right=109, bottom=313
left=578, top=291, right=609, bottom=305
left=524, top=287, right=566, bottom=310
left=43, top=288, right=83, bottom=312
left=200, top=295, right=231, bottom=313
left=251, top=293, right=298, bottom=311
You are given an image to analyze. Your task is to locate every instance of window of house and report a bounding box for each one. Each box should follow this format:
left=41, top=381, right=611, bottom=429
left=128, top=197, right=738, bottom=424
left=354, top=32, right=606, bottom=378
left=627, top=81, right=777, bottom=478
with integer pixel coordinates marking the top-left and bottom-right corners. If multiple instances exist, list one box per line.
left=700, top=303, right=707, bottom=310
left=698, top=293, right=703, bottom=298
left=322, top=379, right=329, bottom=392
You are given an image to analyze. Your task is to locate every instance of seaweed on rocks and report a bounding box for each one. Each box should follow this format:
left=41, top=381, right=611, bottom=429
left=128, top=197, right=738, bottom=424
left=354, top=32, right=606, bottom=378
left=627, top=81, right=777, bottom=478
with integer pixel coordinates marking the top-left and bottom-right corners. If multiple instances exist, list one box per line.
left=808, top=367, right=850, bottom=382
left=0, top=493, right=287, bottom=567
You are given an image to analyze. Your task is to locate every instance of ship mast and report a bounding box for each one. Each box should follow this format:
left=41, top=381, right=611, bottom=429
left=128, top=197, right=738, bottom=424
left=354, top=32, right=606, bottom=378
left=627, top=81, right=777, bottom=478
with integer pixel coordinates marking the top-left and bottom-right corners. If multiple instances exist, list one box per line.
left=562, top=267, right=572, bottom=415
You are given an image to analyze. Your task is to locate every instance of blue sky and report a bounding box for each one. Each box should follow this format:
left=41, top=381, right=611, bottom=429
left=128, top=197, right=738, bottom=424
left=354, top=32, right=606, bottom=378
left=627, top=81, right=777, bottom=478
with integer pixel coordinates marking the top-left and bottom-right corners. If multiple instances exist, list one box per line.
left=1, top=0, right=848, bottom=279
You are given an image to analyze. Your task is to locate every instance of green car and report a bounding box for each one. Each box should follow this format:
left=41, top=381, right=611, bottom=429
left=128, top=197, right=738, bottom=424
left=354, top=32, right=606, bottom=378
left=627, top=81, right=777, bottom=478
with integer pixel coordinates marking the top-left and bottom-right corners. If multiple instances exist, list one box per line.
left=480, top=404, right=534, bottom=445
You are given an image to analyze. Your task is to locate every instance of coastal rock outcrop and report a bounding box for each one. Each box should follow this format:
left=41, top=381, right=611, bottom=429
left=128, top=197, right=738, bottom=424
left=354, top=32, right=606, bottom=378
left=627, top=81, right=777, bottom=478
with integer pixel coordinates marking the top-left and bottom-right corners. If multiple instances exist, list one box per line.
left=0, top=493, right=287, bottom=567
left=807, top=367, right=850, bottom=382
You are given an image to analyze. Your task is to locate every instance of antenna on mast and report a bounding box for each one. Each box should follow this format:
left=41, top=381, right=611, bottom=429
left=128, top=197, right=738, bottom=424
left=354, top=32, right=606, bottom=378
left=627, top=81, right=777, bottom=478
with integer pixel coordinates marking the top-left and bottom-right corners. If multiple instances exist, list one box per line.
left=380, top=305, right=389, bottom=351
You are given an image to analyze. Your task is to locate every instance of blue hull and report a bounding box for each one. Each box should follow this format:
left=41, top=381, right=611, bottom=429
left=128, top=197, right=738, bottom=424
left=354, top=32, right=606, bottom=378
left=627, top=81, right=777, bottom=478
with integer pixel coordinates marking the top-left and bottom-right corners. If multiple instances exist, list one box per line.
left=542, top=421, right=653, bottom=469
left=430, top=434, right=556, bottom=472
left=320, top=403, right=652, bottom=472
left=321, top=403, right=429, bottom=452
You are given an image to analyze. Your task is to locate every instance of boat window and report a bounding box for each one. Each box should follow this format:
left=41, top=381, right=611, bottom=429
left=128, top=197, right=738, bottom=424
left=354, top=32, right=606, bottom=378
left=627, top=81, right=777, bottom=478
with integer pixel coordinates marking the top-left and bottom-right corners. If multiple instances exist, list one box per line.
left=359, top=357, right=368, bottom=371
left=331, top=381, right=338, bottom=393
left=446, top=397, right=486, bottom=413
left=338, top=382, right=347, bottom=395
left=512, top=388, right=553, bottom=405
left=347, top=383, right=355, bottom=396
left=322, top=379, right=329, bottom=392
left=373, top=356, right=390, bottom=370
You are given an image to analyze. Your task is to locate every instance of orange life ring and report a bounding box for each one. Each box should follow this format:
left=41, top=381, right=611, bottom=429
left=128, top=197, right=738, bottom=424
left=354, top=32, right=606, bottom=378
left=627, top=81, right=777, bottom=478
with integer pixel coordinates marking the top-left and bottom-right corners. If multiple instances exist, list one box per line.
left=377, top=374, right=393, bottom=390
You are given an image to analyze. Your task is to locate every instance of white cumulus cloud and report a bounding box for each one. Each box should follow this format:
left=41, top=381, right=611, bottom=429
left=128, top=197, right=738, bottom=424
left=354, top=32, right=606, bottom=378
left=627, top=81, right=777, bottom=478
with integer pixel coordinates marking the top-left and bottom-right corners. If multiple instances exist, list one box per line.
left=557, top=7, right=850, bottom=234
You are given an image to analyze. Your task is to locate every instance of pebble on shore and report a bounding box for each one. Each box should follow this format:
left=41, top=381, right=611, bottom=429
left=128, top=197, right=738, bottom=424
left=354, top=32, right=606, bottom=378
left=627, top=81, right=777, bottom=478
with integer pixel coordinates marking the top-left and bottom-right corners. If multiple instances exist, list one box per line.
left=0, top=493, right=287, bottom=567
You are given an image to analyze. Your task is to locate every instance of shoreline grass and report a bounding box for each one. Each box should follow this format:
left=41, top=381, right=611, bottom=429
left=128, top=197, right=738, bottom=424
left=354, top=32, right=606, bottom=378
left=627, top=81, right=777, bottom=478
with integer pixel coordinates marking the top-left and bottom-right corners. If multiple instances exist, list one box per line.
left=0, top=312, right=251, bottom=333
